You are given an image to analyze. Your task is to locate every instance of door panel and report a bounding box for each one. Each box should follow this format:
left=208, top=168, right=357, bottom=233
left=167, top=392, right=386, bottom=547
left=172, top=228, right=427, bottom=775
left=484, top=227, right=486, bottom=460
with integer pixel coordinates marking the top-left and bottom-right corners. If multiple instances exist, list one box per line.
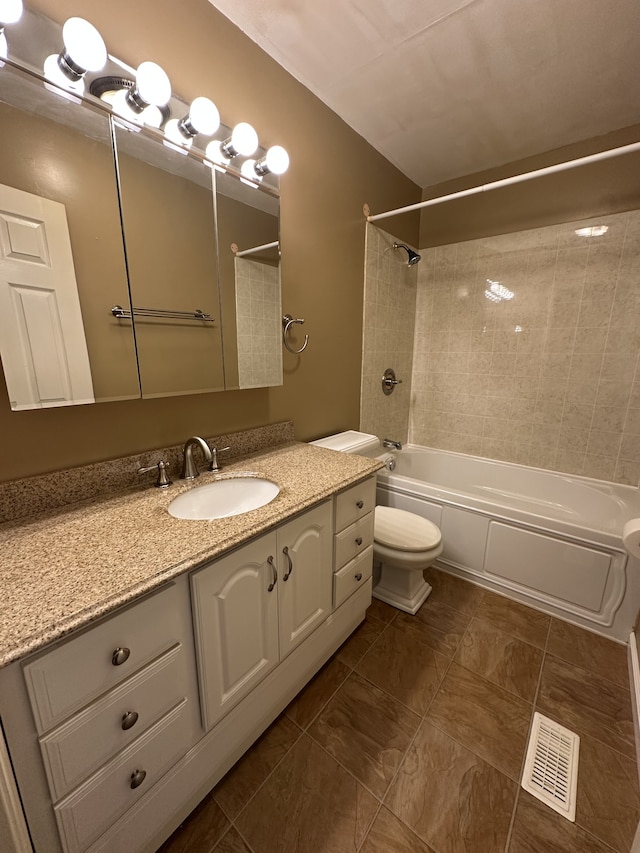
left=0, top=184, right=94, bottom=409
left=190, top=532, right=279, bottom=730
left=278, top=502, right=333, bottom=658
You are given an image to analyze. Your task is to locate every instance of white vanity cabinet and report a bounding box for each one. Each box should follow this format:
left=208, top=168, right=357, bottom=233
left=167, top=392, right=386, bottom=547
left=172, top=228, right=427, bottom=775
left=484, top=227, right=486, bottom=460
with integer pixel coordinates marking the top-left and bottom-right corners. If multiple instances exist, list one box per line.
left=191, top=500, right=332, bottom=731
left=0, top=476, right=376, bottom=853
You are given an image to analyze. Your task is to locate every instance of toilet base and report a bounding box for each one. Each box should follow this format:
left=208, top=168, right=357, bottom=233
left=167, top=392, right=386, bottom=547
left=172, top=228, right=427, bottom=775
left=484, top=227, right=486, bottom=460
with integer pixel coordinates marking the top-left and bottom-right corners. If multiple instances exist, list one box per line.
left=372, top=562, right=433, bottom=615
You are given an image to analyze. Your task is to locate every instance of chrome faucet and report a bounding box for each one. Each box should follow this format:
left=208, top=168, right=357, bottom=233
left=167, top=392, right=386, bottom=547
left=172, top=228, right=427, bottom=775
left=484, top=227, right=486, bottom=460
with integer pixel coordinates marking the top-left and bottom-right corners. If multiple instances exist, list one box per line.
left=383, top=438, right=403, bottom=450
left=181, top=436, right=212, bottom=480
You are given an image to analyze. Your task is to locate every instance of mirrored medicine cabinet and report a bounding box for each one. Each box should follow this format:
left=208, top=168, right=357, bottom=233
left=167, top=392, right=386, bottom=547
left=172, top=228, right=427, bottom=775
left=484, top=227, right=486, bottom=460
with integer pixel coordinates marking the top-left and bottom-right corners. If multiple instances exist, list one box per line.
left=0, top=58, right=283, bottom=411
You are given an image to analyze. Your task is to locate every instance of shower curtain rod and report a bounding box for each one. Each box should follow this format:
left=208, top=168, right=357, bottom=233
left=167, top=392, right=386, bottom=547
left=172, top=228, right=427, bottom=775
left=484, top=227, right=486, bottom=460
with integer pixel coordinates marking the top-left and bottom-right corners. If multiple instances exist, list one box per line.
left=364, top=140, right=640, bottom=223
left=231, top=240, right=280, bottom=258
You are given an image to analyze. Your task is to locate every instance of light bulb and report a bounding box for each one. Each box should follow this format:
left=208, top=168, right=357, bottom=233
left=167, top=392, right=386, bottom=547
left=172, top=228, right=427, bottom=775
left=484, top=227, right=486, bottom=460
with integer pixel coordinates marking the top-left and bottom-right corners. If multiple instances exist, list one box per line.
left=61, top=17, right=107, bottom=76
left=164, top=118, right=192, bottom=150
left=240, top=159, right=262, bottom=185
left=255, top=144, right=289, bottom=176
left=182, top=96, right=219, bottom=136
left=265, top=145, right=289, bottom=175
left=221, top=122, right=258, bottom=158
left=43, top=53, right=85, bottom=94
left=205, top=140, right=230, bottom=167
left=231, top=122, right=258, bottom=156
left=0, top=0, right=22, bottom=25
left=133, top=61, right=171, bottom=109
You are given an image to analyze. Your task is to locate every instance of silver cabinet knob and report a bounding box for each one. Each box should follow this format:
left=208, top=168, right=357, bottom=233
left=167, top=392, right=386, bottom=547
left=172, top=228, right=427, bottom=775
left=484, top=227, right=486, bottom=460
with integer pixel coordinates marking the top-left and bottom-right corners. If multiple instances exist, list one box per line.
left=112, top=647, right=130, bottom=666
left=355, top=573, right=363, bottom=581
left=355, top=537, right=363, bottom=546
left=130, top=769, right=146, bottom=789
left=121, top=711, right=139, bottom=731
left=356, top=500, right=364, bottom=509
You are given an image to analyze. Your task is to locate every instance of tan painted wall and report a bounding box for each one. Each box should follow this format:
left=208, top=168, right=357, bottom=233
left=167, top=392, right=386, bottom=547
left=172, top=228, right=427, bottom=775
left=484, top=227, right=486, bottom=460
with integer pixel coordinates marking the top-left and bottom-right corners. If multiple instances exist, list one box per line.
left=0, top=0, right=420, bottom=482
left=418, top=124, right=640, bottom=248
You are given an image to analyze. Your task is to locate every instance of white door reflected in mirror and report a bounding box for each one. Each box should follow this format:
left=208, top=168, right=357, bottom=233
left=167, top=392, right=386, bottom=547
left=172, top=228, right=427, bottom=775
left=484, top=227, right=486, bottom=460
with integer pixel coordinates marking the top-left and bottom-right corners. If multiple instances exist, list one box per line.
left=0, top=183, right=94, bottom=410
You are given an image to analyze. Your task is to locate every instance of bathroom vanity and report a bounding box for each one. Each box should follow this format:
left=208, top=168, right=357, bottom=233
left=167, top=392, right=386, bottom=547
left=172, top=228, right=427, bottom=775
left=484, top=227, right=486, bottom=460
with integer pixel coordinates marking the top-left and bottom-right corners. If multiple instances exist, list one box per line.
left=0, top=440, right=379, bottom=853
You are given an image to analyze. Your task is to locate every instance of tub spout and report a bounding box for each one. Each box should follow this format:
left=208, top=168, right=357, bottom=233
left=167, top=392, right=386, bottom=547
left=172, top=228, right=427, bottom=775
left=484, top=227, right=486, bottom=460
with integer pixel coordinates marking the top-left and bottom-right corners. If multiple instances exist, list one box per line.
left=383, top=438, right=403, bottom=450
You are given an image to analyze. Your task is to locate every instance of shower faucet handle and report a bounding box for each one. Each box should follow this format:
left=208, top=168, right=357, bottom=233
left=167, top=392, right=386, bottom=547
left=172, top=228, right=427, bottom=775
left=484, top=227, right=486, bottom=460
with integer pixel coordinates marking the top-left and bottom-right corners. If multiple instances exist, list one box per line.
left=381, top=368, right=402, bottom=395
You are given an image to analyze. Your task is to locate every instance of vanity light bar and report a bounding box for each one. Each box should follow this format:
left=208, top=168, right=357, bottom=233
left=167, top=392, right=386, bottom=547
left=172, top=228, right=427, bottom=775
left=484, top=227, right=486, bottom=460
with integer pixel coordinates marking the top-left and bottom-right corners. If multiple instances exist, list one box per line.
left=29, top=11, right=288, bottom=174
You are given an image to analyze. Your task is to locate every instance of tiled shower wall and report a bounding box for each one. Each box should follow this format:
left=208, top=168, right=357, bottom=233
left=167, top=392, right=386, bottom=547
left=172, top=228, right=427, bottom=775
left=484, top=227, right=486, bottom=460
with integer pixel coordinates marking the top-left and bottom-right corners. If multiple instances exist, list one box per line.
left=410, top=210, right=640, bottom=485
left=360, top=224, right=417, bottom=443
left=235, top=257, right=282, bottom=389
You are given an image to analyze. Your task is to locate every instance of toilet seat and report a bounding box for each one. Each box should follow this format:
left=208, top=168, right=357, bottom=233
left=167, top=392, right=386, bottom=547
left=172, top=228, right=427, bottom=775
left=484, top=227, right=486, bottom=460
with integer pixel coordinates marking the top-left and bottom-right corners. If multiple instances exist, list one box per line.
left=374, top=506, right=441, bottom=551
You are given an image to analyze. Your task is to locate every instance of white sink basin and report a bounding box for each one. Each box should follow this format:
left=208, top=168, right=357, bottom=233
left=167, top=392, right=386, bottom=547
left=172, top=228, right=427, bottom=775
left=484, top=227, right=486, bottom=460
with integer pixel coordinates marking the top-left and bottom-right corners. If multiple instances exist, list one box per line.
left=168, top=476, right=280, bottom=520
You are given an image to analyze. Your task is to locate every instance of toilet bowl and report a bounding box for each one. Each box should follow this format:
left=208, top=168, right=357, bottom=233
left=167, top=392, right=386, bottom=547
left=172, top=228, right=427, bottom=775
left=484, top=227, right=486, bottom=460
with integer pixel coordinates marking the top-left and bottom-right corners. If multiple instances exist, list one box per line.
left=372, top=505, right=442, bottom=613
left=310, top=430, right=443, bottom=614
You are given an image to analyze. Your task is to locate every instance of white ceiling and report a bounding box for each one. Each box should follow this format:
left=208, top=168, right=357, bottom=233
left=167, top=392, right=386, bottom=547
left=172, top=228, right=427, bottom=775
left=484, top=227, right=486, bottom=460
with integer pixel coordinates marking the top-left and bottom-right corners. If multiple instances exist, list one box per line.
left=207, top=0, right=640, bottom=188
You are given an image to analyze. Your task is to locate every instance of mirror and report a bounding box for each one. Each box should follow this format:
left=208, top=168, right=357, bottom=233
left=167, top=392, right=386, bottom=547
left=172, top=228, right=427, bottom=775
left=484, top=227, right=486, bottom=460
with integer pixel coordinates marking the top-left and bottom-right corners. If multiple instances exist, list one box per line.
left=0, top=57, right=284, bottom=410
left=114, top=124, right=225, bottom=398
left=215, top=169, right=282, bottom=390
left=0, top=63, right=139, bottom=410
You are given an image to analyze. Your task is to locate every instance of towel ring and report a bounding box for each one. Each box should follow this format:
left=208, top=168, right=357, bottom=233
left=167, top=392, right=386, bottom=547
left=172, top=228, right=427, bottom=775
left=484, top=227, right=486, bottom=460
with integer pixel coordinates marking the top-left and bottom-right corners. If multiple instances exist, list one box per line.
left=282, top=314, right=309, bottom=354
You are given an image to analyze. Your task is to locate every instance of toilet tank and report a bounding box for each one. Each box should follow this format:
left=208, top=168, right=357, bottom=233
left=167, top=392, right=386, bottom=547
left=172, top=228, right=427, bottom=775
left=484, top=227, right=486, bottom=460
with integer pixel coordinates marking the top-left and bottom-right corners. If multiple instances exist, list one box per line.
left=310, top=431, right=381, bottom=456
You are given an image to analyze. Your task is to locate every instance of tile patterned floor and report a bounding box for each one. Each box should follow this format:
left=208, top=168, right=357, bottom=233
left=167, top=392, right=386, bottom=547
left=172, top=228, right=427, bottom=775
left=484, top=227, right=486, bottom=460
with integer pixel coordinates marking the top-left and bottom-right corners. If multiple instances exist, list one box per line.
left=158, top=568, right=639, bottom=853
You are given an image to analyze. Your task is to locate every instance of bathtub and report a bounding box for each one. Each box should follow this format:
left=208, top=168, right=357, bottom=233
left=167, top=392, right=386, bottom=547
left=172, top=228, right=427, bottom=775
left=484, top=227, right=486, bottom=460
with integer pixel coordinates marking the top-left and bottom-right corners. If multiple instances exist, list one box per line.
left=375, top=445, right=640, bottom=640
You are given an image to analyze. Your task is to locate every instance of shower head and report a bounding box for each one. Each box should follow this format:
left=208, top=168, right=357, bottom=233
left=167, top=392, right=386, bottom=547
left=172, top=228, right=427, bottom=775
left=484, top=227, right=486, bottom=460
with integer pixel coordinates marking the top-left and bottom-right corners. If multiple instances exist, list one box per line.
left=393, top=242, right=421, bottom=266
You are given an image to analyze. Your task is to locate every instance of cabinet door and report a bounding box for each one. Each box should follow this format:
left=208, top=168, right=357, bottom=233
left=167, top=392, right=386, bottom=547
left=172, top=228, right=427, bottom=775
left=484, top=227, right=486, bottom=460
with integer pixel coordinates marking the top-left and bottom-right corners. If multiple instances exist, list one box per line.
left=278, top=501, right=333, bottom=659
left=191, top=532, right=279, bottom=731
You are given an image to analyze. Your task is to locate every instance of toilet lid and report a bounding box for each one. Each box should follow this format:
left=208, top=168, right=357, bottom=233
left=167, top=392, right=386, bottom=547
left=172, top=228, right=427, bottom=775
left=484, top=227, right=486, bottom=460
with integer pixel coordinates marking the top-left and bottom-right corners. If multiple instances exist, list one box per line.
left=374, top=506, right=442, bottom=552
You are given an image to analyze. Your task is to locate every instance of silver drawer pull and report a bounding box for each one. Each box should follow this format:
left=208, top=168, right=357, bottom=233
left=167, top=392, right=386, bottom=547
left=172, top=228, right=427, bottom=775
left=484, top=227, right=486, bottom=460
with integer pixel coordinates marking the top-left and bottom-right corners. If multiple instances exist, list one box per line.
left=355, top=572, right=363, bottom=581
left=356, top=500, right=364, bottom=509
left=267, top=556, right=278, bottom=591
left=121, top=711, right=139, bottom=731
left=112, top=647, right=130, bottom=666
left=282, top=545, right=293, bottom=581
left=355, top=537, right=363, bottom=546
left=130, top=769, right=146, bottom=789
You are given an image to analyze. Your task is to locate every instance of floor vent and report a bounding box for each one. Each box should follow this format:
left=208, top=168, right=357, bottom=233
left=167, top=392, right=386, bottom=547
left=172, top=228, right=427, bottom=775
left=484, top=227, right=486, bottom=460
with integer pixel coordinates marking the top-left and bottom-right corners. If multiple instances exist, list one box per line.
left=521, top=712, right=580, bottom=821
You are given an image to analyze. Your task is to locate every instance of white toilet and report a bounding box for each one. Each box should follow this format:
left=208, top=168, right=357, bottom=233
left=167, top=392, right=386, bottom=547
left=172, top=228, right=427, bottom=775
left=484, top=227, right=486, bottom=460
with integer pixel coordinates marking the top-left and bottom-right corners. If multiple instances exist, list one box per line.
left=310, top=431, right=443, bottom=614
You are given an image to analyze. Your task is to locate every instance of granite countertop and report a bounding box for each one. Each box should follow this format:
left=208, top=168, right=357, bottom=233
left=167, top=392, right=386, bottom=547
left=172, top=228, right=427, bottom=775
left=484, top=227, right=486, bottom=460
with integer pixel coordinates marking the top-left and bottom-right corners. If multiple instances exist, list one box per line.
left=0, top=442, right=381, bottom=669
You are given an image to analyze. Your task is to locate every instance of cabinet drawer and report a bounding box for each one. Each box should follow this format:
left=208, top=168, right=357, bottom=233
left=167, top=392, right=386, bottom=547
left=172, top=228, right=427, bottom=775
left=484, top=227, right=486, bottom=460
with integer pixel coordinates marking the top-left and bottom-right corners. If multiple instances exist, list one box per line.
left=24, top=583, right=187, bottom=734
left=333, top=547, right=373, bottom=609
left=40, top=643, right=194, bottom=802
left=334, top=512, right=374, bottom=570
left=54, top=699, right=194, bottom=853
left=335, top=477, right=376, bottom=532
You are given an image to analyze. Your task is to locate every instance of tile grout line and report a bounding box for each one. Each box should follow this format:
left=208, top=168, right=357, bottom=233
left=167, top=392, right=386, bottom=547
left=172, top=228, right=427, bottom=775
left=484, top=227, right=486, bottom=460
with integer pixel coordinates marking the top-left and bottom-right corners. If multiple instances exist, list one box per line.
left=354, top=801, right=383, bottom=853
left=287, top=661, right=353, bottom=733
left=503, top=616, right=552, bottom=852
left=220, top=722, right=306, bottom=830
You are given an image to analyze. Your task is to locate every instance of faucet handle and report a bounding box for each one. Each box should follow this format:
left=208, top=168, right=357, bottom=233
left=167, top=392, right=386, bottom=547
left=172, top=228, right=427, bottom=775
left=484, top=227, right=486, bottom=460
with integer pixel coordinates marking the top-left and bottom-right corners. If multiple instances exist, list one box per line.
left=137, top=461, right=172, bottom=488
left=208, top=446, right=231, bottom=472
